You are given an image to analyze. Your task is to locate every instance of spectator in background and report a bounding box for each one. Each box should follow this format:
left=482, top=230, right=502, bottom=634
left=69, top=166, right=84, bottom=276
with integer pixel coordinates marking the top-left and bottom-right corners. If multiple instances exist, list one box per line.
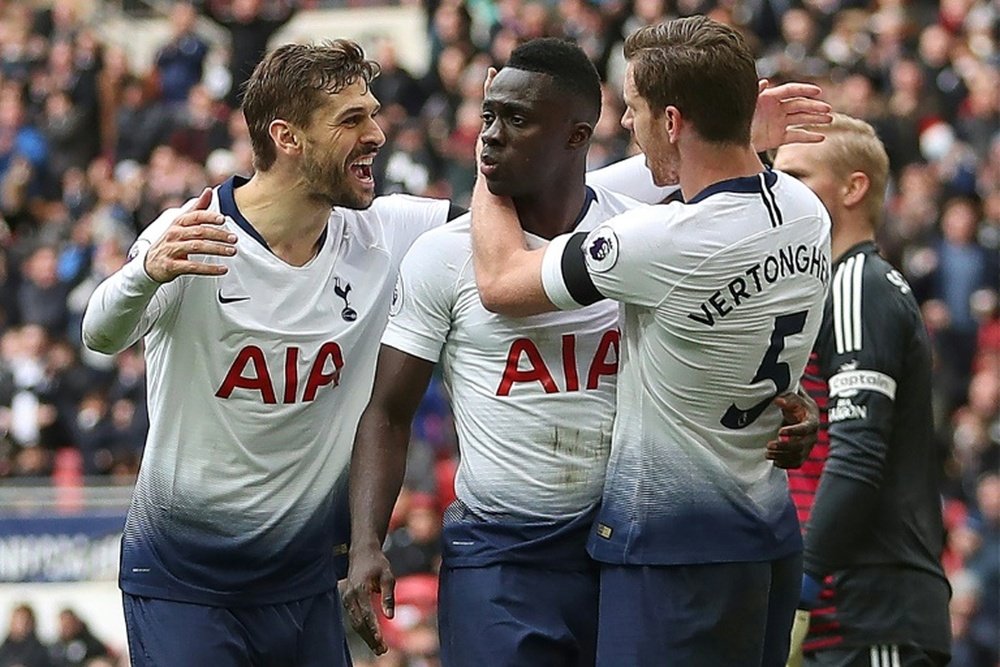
left=0, top=604, right=51, bottom=667
left=95, top=45, right=131, bottom=158
left=168, top=84, right=229, bottom=164
left=113, top=76, right=173, bottom=165
left=202, top=0, right=296, bottom=109
left=0, top=86, right=47, bottom=230
left=48, top=609, right=112, bottom=667
left=17, top=246, right=70, bottom=337
left=964, top=472, right=999, bottom=665
left=920, top=196, right=1000, bottom=412
left=153, top=2, right=209, bottom=107
left=384, top=493, right=442, bottom=579
left=41, top=91, right=90, bottom=188
left=370, top=38, right=425, bottom=119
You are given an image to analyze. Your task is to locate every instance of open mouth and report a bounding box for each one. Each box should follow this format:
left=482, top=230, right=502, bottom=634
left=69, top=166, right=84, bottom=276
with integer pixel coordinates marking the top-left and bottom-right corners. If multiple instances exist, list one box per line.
left=349, top=155, right=375, bottom=186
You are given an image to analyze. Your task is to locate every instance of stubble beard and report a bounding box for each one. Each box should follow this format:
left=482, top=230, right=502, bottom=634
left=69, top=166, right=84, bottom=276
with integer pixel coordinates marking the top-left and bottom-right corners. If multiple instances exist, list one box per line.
left=302, top=150, right=372, bottom=210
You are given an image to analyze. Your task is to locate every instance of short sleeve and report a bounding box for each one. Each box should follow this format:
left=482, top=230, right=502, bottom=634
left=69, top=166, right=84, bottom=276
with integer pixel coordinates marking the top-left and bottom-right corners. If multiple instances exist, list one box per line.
left=585, top=155, right=680, bottom=205
left=541, top=206, right=677, bottom=310
left=380, top=230, right=461, bottom=363
left=372, top=194, right=451, bottom=261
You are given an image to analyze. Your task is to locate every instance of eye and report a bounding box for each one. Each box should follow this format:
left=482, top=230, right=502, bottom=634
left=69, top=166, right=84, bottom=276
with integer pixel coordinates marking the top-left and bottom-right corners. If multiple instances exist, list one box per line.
left=481, top=111, right=495, bottom=124
left=341, top=116, right=361, bottom=128
left=510, top=115, right=525, bottom=127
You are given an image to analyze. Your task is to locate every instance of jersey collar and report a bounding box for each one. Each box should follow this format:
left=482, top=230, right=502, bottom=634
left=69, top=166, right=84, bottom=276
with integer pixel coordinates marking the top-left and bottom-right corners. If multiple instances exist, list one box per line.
left=834, top=239, right=877, bottom=267
left=217, top=175, right=328, bottom=253
left=572, top=186, right=598, bottom=229
left=686, top=169, right=778, bottom=205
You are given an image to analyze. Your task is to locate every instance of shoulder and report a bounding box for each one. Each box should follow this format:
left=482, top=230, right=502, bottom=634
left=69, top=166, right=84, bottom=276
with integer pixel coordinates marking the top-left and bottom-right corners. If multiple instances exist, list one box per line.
left=589, top=184, right=645, bottom=216
left=399, top=213, right=471, bottom=277
left=369, top=193, right=451, bottom=220
left=407, top=212, right=471, bottom=254
left=835, top=246, right=919, bottom=321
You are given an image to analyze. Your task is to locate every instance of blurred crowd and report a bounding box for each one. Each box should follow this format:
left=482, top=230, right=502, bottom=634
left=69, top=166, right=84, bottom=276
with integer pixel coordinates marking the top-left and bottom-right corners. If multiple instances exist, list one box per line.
left=0, top=605, right=116, bottom=667
left=0, top=0, right=996, bottom=665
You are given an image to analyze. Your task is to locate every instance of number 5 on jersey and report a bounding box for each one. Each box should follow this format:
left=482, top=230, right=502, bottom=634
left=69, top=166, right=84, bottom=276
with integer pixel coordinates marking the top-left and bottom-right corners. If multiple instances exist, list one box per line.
left=721, top=311, right=808, bottom=429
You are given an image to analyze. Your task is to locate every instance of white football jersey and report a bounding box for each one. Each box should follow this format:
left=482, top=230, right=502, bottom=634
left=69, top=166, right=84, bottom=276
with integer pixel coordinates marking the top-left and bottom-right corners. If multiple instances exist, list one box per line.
left=541, top=170, right=832, bottom=565
left=382, top=185, right=643, bottom=522
left=82, top=176, right=449, bottom=604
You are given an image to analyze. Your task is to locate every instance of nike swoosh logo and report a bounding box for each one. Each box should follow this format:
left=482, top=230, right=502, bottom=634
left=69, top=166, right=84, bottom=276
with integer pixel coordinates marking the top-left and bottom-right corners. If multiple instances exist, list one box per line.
left=218, top=291, right=250, bottom=304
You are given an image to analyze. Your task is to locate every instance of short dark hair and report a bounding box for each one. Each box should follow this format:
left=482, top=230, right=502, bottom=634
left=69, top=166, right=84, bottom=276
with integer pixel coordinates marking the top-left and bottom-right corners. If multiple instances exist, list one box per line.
left=241, top=40, right=380, bottom=171
left=624, top=17, right=757, bottom=145
left=506, top=38, right=602, bottom=124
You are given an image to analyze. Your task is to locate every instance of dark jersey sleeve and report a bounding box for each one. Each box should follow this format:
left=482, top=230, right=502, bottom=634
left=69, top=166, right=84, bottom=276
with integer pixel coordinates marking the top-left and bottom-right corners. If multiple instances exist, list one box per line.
left=804, top=250, right=911, bottom=576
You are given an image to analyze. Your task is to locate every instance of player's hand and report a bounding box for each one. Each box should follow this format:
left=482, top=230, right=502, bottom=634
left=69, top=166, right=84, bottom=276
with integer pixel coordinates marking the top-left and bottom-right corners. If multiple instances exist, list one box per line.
left=143, top=188, right=237, bottom=283
left=483, top=66, right=497, bottom=98
left=767, top=391, right=819, bottom=469
left=342, top=546, right=395, bottom=655
left=751, top=79, right=833, bottom=152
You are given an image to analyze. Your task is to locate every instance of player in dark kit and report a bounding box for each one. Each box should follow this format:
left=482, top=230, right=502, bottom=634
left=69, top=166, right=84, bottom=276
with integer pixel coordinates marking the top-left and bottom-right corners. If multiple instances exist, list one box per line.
left=776, top=114, right=951, bottom=667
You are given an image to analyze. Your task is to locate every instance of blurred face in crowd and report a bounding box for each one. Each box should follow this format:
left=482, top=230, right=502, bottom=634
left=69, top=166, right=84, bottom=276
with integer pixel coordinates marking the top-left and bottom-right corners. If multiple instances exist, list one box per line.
left=296, top=80, right=385, bottom=209
left=8, top=606, right=35, bottom=639
left=479, top=68, right=588, bottom=197
left=941, top=198, right=978, bottom=245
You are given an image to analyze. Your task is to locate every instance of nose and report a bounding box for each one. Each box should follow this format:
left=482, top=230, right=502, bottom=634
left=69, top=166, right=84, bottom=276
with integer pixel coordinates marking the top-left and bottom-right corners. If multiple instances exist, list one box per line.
left=620, top=108, right=633, bottom=132
left=480, top=119, right=503, bottom=147
left=364, top=117, right=386, bottom=149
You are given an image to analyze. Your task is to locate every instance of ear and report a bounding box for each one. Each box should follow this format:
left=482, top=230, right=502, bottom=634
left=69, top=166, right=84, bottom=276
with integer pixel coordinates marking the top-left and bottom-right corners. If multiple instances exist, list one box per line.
left=567, top=122, right=594, bottom=150
left=664, top=105, right=682, bottom=143
left=269, top=119, right=301, bottom=156
left=843, top=171, right=871, bottom=209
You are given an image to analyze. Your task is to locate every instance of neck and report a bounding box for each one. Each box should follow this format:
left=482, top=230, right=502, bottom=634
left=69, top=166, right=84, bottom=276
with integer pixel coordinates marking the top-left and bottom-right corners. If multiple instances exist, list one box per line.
left=512, top=169, right=588, bottom=240
left=678, top=139, right=764, bottom=202
left=832, top=213, right=875, bottom=262
left=233, top=169, right=331, bottom=266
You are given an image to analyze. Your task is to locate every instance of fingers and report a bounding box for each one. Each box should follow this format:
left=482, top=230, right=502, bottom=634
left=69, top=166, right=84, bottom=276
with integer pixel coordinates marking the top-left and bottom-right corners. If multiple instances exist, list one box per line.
left=188, top=187, right=214, bottom=212
left=483, top=66, right=497, bottom=97
left=342, top=587, right=388, bottom=655
left=766, top=439, right=806, bottom=468
left=758, top=78, right=769, bottom=95
left=145, top=202, right=238, bottom=282
left=380, top=569, right=396, bottom=619
left=768, top=82, right=824, bottom=100
left=168, top=259, right=229, bottom=276
left=779, top=97, right=832, bottom=118
left=175, top=210, right=227, bottom=227
left=784, top=128, right=829, bottom=144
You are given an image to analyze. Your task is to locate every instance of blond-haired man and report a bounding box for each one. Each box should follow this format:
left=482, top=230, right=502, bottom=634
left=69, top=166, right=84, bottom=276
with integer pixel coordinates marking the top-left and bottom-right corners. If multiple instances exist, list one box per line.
left=776, top=115, right=951, bottom=667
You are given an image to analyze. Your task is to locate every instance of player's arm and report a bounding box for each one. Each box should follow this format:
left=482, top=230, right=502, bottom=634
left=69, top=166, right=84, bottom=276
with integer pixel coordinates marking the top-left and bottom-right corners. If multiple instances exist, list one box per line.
left=585, top=82, right=832, bottom=205
left=344, top=345, right=435, bottom=656
left=801, top=269, right=904, bottom=600
left=469, top=177, right=555, bottom=316
left=82, top=189, right=235, bottom=353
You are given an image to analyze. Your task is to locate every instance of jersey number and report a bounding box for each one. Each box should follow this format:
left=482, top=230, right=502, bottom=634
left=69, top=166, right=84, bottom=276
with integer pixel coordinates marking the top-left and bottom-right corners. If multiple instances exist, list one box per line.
left=721, top=310, right=808, bottom=429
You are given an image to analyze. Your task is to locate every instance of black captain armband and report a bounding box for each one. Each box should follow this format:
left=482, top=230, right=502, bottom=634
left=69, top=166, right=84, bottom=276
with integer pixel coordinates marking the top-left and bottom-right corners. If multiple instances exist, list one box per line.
left=561, top=231, right=604, bottom=306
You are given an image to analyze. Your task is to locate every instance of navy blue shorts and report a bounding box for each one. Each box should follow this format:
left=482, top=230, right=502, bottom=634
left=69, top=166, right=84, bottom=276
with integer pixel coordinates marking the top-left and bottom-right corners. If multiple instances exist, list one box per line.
left=596, top=552, right=802, bottom=667
left=438, top=563, right=599, bottom=667
left=123, top=590, right=352, bottom=667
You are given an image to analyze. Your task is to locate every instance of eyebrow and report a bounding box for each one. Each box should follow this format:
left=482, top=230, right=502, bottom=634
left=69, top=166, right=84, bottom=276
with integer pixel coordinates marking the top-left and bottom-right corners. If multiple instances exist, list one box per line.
left=482, top=99, right=533, bottom=116
left=335, top=102, right=380, bottom=120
